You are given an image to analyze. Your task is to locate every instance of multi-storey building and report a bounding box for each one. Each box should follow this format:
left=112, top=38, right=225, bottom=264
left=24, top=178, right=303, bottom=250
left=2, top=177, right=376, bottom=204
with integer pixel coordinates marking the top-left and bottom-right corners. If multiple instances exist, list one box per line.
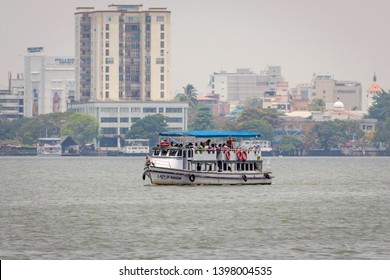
left=24, top=47, right=76, bottom=117
left=311, top=73, right=362, bottom=110
left=208, top=66, right=289, bottom=111
left=68, top=101, right=188, bottom=148
left=0, top=73, right=24, bottom=120
left=75, top=4, right=171, bottom=103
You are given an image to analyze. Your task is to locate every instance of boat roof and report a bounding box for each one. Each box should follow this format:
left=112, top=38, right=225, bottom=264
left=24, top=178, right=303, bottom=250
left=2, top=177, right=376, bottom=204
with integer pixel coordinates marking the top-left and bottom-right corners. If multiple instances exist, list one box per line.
left=159, top=130, right=261, bottom=138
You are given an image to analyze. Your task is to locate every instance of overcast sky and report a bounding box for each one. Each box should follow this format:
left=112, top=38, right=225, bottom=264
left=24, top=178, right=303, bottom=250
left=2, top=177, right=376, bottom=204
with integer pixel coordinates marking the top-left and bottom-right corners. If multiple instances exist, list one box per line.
left=1, top=0, right=389, bottom=95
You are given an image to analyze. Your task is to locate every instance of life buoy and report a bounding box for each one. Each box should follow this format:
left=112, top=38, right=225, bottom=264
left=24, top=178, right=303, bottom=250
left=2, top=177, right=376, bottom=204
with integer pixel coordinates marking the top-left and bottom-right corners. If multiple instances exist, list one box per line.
left=160, top=141, right=170, bottom=147
left=189, top=174, right=195, bottom=182
left=242, top=174, right=247, bottom=182
left=225, top=150, right=231, bottom=160
left=241, top=150, right=247, bottom=161
left=235, top=150, right=242, bottom=161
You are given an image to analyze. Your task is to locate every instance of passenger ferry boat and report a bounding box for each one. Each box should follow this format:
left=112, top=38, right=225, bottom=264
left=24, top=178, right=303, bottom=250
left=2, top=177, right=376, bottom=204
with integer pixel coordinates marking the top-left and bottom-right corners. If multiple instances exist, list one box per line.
left=37, top=138, right=62, bottom=156
left=143, top=131, right=273, bottom=185
left=122, top=139, right=150, bottom=156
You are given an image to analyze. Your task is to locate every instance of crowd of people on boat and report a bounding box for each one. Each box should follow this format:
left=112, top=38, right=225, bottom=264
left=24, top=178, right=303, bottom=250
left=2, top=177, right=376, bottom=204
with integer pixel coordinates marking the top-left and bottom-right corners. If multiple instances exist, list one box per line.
left=158, top=137, right=236, bottom=154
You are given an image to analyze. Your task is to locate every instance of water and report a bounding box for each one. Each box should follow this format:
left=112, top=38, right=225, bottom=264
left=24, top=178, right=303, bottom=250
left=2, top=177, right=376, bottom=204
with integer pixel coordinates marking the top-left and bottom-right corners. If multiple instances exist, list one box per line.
left=0, top=156, right=389, bottom=259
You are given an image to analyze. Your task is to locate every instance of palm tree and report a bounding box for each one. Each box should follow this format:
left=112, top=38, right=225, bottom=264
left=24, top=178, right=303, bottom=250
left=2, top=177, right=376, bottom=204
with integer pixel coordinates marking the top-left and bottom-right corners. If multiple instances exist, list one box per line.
left=175, top=84, right=198, bottom=109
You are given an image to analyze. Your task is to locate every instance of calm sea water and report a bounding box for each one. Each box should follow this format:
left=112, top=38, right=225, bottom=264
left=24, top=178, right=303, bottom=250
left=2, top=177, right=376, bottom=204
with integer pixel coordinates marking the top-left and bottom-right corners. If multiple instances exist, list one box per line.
left=0, top=156, right=389, bottom=260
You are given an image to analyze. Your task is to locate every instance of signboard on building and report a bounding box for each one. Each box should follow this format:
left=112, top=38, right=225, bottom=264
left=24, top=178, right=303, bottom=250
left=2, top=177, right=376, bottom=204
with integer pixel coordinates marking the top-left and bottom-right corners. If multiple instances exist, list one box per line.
left=27, top=47, right=44, bottom=53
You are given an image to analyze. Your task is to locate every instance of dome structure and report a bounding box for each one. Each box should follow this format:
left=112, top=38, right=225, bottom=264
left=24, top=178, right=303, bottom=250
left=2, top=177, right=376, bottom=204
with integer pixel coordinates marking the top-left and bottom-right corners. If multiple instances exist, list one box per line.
left=333, top=98, right=344, bottom=110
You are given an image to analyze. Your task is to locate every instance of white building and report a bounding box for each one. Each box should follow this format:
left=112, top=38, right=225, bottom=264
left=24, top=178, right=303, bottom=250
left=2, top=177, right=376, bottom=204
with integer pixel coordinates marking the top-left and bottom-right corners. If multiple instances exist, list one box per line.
left=68, top=101, right=188, bottom=148
left=75, top=4, right=171, bottom=102
left=208, top=66, right=289, bottom=111
left=24, top=47, right=75, bottom=117
left=0, top=73, right=24, bottom=120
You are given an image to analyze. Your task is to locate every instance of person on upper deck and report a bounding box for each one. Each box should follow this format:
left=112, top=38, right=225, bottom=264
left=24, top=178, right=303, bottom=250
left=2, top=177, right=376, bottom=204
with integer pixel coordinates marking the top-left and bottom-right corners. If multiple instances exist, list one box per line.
left=227, top=137, right=235, bottom=149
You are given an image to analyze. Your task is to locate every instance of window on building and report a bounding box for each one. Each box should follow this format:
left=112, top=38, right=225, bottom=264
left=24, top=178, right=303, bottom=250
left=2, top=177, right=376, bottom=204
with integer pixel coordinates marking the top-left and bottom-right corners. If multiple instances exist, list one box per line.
left=160, top=41, right=164, bottom=48
left=157, top=16, right=164, bottom=22
left=105, top=32, right=109, bottom=39
left=120, top=117, right=129, bottom=122
left=160, top=92, right=165, bottom=98
left=106, top=24, right=109, bottom=31
left=159, top=108, right=164, bottom=113
left=167, top=117, right=182, bottom=123
left=160, top=75, right=164, bottom=81
left=156, top=58, right=164, bottom=64
left=143, top=107, right=157, bottom=113
left=106, top=66, right=110, bottom=73
left=101, top=127, right=118, bottom=134
left=166, top=108, right=183, bottom=113
left=160, top=24, right=165, bottom=31
left=105, top=91, right=109, bottom=98
left=120, top=128, right=129, bottom=134
left=160, top=33, right=165, bottom=39
left=131, top=107, right=141, bottom=113
left=105, top=75, right=109, bottom=81
left=101, top=117, right=118, bottom=123
left=131, top=117, right=141, bottom=122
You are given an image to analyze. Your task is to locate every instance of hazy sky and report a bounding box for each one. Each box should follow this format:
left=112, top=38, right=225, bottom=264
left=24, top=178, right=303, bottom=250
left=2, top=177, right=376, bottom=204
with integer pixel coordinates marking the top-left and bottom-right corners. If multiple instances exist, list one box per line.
left=1, top=0, right=389, bottom=95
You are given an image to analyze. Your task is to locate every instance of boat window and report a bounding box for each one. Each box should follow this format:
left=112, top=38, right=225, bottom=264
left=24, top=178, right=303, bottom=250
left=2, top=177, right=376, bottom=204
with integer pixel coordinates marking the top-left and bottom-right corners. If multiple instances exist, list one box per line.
left=177, top=150, right=182, bottom=157
left=161, top=149, right=168, bottom=156
left=168, top=149, right=177, bottom=157
left=153, top=149, right=160, bottom=156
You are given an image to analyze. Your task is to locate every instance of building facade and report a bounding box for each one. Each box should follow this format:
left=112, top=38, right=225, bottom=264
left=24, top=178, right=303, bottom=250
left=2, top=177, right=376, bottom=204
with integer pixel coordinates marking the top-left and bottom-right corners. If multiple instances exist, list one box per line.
left=208, top=66, right=288, bottom=111
left=68, top=101, right=188, bottom=148
left=75, top=4, right=171, bottom=103
left=0, top=73, right=24, bottom=120
left=24, top=47, right=76, bottom=117
left=311, top=73, right=362, bottom=111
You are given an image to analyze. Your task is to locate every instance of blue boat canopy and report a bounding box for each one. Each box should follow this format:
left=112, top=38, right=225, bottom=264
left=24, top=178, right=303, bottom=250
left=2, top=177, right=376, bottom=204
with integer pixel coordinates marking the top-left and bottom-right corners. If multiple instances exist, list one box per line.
left=159, top=130, right=261, bottom=138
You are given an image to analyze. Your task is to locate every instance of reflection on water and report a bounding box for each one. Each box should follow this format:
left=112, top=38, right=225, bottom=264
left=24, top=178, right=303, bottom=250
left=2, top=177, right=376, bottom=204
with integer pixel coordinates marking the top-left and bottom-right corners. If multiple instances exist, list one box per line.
left=1, top=156, right=389, bottom=259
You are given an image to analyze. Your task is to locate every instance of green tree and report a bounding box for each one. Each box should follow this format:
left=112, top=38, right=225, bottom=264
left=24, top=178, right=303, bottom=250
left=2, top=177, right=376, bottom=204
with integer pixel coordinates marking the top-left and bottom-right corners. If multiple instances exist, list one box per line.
left=374, top=117, right=390, bottom=150
left=189, top=107, right=215, bottom=130
left=311, top=120, right=347, bottom=150
left=368, top=90, right=390, bottom=121
left=234, top=119, right=274, bottom=141
left=278, top=136, right=303, bottom=156
left=125, top=114, right=168, bottom=146
left=19, top=113, right=72, bottom=145
left=60, top=113, right=99, bottom=146
left=230, top=108, right=280, bottom=128
left=174, top=84, right=198, bottom=109
left=308, top=98, right=326, bottom=112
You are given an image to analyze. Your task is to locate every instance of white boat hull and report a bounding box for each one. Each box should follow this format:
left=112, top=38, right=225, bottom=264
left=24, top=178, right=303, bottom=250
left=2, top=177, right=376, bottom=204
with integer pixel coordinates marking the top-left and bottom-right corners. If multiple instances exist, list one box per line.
left=144, top=166, right=272, bottom=185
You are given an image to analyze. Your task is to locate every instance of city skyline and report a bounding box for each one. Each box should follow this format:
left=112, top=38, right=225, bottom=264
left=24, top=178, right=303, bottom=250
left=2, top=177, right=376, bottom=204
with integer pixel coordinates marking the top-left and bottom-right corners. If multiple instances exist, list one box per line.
left=1, top=0, right=389, bottom=95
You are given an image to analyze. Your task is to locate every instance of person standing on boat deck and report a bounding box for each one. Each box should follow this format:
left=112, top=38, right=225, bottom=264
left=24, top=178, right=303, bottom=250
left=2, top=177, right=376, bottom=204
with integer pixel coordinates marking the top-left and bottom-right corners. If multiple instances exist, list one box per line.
left=227, top=137, right=235, bottom=149
left=216, top=144, right=223, bottom=172
left=199, top=142, right=205, bottom=154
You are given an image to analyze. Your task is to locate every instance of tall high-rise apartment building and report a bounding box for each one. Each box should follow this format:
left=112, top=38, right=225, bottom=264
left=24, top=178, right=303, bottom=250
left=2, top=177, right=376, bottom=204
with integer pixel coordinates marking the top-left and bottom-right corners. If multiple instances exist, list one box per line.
left=75, top=4, right=171, bottom=103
